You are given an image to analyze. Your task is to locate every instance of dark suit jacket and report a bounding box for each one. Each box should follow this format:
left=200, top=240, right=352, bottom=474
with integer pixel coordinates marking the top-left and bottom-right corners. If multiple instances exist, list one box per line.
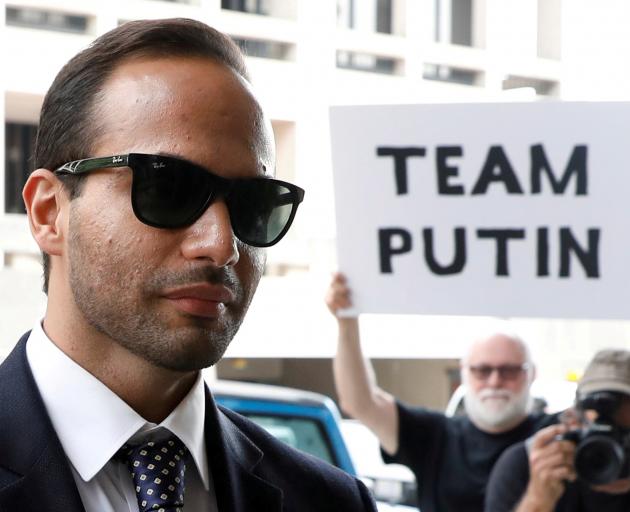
left=0, top=333, right=376, bottom=511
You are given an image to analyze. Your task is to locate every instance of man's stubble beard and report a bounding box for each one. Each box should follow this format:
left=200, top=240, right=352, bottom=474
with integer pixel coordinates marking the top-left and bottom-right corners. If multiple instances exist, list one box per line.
left=67, top=215, right=263, bottom=372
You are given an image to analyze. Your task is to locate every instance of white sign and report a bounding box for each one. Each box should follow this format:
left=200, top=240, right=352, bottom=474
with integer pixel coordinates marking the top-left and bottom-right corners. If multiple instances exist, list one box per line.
left=329, top=102, right=630, bottom=320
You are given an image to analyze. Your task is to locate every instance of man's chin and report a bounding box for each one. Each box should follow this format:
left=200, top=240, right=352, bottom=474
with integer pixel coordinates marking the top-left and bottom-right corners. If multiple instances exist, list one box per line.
left=481, top=399, right=509, bottom=412
left=476, top=403, right=526, bottom=429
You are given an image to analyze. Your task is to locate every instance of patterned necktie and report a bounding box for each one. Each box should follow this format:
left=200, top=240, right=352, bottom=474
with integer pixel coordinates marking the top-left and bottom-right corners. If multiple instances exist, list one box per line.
left=118, top=433, right=189, bottom=512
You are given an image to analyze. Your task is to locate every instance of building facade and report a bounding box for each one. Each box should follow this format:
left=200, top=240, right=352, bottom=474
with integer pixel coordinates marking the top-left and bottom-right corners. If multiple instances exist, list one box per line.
left=2, top=0, right=629, bottom=405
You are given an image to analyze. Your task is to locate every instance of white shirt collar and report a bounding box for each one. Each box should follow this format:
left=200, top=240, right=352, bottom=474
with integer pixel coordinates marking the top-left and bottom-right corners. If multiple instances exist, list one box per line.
left=26, top=321, right=209, bottom=489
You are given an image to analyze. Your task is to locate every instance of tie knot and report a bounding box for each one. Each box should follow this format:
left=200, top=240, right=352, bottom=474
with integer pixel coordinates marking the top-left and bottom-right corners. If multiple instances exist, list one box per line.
left=118, top=432, right=189, bottom=512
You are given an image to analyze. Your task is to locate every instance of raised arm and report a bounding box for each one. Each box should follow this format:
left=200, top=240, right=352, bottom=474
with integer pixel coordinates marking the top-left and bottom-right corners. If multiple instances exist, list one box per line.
left=326, top=272, right=399, bottom=455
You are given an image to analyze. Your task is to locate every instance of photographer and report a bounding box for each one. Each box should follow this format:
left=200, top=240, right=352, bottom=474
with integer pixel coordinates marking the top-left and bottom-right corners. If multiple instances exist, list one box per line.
left=485, top=349, right=630, bottom=512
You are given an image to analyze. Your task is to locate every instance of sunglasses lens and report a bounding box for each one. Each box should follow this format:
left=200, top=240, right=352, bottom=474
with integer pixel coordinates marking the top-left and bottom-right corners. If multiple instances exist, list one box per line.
left=470, top=366, right=492, bottom=380
left=130, top=155, right=300, bottom=246
left=469, top=365, right=525, bottom=380
left=132, top=156, right=212, bottom=228
left=499, top=366, right=522, bottom=379
left=229, top=179, right=296, bottom=246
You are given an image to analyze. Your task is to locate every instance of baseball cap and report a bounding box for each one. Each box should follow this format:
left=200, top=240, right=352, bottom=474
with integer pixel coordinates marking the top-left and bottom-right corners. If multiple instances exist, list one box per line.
left=578, top=349, right=630, bottom=397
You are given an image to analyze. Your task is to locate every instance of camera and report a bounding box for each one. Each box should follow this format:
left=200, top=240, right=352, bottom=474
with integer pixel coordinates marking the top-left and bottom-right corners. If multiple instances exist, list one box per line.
left=562, top=391, right=630, bottom=485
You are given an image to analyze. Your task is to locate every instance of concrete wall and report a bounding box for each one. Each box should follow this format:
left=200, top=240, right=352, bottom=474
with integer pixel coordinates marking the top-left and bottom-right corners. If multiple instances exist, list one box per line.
left=0, top=267, right=47, bottom=359
left=217, top=356, right=460, bottom=412
left=374, top=358, right=459, bottom=410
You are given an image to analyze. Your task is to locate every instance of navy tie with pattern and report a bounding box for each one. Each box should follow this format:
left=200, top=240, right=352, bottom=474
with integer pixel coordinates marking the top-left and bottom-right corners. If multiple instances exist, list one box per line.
left=119, top=434, right=189, bottom=512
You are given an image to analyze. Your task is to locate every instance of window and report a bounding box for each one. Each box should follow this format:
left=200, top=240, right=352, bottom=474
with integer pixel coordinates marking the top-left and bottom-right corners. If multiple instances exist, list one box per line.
left=434, top=0, right=474, bottom=46
left=232, top=37, right=295, bottom=61
left=337, top=51, right=399, bottom=75
left=450, top=0, right=472, bottom=45
left=423, top=63, right=482, bottom=86
left=246, top=414, right=336, bottom=465
left=223, top=0, right=266, bottom=15
left=222, top=0, right=296, bottom=18
left=5, top=123, right=37, bottom=214
left=6, top=6, right=89, bottom=34
left=337, top=0, right=393, bottom=34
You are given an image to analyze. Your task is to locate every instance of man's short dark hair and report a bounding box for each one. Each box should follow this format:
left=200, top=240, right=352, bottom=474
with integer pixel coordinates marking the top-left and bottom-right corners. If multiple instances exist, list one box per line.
left=35, top=18, right=248, bottom=293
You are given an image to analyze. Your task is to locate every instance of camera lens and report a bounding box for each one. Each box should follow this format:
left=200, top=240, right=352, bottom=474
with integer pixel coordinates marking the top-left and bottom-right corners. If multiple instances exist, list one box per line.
left=575, top=435, right=626, bottom=485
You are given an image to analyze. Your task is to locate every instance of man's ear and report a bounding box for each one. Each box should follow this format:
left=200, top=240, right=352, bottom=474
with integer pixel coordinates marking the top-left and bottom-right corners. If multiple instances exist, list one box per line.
left=528, top=364, right=537, bottom=385
left=22, top=169, right=68, bottom=256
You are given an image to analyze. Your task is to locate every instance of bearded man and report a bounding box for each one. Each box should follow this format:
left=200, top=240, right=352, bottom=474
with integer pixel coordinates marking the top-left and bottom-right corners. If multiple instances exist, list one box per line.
left=326, top=272, right=556, bottom=512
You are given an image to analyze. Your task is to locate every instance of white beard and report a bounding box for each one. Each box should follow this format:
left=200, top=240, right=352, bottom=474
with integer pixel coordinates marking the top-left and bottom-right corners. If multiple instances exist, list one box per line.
left=464, top=386, right=530, bottom=431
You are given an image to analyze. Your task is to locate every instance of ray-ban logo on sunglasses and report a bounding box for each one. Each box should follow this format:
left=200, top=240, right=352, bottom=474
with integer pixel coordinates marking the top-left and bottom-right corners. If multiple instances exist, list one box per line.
left=152, top=162, right=166, bottom=169
left=112, top=156, right=124, bottom=164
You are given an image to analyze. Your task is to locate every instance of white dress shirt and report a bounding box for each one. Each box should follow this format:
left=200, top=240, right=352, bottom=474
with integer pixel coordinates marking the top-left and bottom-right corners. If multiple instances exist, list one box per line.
left=26, top=321, right=218, bottom=512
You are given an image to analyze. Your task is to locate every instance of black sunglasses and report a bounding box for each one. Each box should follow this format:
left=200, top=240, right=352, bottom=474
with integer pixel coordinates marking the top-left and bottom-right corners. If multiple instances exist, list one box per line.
left=467, top=364, right=530, bottom=381
left=54, top=153, right=305, bottom=247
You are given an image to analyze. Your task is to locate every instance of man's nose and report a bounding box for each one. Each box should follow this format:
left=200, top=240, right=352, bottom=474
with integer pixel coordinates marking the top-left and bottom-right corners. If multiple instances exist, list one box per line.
left=180, top=200, right=239, bottom=267
left=486, top=369, right=504, bottom=387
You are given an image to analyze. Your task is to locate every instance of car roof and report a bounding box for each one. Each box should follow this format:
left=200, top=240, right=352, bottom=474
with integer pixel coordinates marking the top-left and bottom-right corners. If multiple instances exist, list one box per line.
left=209, top=378, right=334, bottom=408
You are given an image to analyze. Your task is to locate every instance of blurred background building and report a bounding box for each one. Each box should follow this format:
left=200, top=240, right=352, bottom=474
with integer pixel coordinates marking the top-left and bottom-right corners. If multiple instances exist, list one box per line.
left=2, top=0, right=630, bottom=409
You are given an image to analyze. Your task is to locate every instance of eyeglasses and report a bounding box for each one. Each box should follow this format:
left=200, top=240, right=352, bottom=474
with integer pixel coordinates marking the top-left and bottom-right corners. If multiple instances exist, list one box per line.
left=467, top=364, right=530, bottom=381
left=54, top=153, right=305, bottom=247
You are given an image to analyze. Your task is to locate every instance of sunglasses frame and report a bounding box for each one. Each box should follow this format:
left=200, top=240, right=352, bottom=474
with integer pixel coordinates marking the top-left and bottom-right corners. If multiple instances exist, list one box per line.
left=54, top=153, right=305, bottom=247
left=467, top=363, right=530, bottom=381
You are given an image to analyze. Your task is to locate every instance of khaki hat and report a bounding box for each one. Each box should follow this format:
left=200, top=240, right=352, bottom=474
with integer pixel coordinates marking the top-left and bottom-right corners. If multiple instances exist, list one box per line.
left=578, top=349, right=630, bottom=397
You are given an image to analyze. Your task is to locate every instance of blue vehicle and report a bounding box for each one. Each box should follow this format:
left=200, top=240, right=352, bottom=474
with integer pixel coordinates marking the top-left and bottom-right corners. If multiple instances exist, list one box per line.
left=211, top=379, right=356, bottom=475
left=211, top=379, right=417, bottom=511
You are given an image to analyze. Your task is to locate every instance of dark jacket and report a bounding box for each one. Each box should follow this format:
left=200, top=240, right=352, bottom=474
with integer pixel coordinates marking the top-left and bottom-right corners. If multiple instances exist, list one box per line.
left=0, top=333, right=376, bottom=511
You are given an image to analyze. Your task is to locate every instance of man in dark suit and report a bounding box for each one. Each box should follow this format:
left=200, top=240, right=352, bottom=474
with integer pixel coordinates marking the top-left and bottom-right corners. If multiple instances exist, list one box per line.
left=0, top=18, right=376, bottom=512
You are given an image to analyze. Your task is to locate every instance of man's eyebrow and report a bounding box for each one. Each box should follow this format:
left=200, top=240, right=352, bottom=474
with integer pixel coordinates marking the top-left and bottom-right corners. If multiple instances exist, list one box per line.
left=150, top=151, right=201, bottom=165
left=152, top=151, right=272, bottom=177
left=154, top=151, right=180, bottom=159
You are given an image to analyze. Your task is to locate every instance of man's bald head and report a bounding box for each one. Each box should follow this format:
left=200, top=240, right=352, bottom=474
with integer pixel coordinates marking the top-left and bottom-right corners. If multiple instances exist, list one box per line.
left=462, top=332, right=532, bottom=370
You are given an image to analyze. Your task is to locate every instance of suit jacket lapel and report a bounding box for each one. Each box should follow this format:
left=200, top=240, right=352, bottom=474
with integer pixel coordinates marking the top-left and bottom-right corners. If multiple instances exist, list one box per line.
left=204, top=389, right=282, bottom=512
left=0, top=333, right=85, bottom=512
left=0, top=335, right=283, bottom=512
